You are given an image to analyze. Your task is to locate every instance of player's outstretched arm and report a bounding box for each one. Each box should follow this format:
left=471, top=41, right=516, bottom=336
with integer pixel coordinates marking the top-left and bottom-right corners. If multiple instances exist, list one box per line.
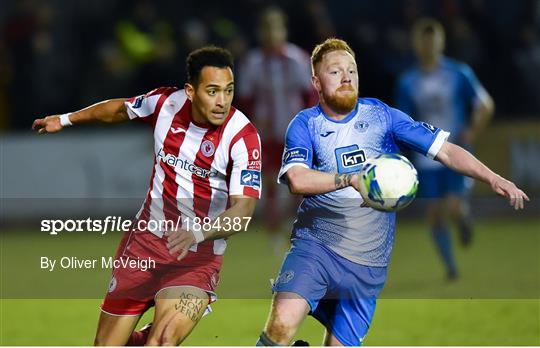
left=31, top=99, right=130, bottom=134
left=285, top=166, right=359, bottom=196
left=436, top=141, right=529, bottom=209
left=165, top=196, right=257, bottom=261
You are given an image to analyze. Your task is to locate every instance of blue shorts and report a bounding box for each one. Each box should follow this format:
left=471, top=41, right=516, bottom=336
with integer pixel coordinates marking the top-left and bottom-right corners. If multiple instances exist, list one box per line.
left=418, top=167, right=472, bottom=198
left=272, top=238, right=387, bottom=346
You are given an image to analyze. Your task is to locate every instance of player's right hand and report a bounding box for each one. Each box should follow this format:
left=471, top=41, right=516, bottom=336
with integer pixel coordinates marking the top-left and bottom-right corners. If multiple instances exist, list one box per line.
left=32, top=115, right=63, bottom=134
left=165, top=228, right=196, bottom=261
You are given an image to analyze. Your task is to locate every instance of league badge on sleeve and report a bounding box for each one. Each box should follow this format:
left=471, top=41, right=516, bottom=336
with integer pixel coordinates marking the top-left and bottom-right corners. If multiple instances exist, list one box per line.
left=421, top=122, right=438, bottom=133
left=240, top=170, right=261, bottom=188
left=131, top=95, right=145, bottom=109
left=283, top=147, right=309, bottom=164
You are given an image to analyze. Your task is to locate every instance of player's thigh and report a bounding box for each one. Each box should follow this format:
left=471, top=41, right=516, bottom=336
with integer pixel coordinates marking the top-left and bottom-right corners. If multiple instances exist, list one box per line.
left=265, top=291, right=310, bottom=342
left=418, top=169, right=447, bottom=224
left=94, top=311, right=141, bottom=346
left=146, top=286, right=209, bottom=346
left=444, top=170, right=469, bottom=217
left=317, top=264, right=386, bottom=346
left=445, top=194, right=464, bottom=217
left=425, top=197, right=447, bottom=225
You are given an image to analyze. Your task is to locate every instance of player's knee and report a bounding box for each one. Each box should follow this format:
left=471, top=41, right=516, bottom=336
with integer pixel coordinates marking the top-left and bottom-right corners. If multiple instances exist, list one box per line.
left=144, top=337, right=160, bottom=346
left=146, top=315, right=189, bottom=346
left=93, top=336, right=104, bottom=346
left=93, top=334, right=115, bottom=346
left=266, top=306, right=298, bottom=342
left=160, top=335, right=182, bottom=346
left=159, top=327, right=186, bottom=346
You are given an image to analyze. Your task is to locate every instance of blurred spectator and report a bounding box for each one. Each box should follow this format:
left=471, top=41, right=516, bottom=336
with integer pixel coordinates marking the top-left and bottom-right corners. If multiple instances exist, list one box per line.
left=2, top=0, right=539, bottom=131
left=237, top=6, right=317, bottom=248
left=395, top=18, right=495, bottom=281
left=513, top=25, right=540, bottom=112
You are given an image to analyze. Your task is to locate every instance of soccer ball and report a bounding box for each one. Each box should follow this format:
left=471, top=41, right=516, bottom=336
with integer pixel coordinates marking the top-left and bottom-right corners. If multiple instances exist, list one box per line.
left=357, top=153, right=418, bottom=212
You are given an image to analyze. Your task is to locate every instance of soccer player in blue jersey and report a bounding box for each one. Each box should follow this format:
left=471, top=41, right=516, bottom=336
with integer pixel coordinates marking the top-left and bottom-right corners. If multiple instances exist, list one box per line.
left=395, top=18, right=495, bottom=280
left=256, top=38, right=527, bottom=346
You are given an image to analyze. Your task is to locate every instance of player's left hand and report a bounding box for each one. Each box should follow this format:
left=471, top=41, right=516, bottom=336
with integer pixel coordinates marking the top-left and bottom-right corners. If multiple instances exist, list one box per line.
left=490, top=176, right=529, bottom=210
left=165, top=229, right=196, bottom=261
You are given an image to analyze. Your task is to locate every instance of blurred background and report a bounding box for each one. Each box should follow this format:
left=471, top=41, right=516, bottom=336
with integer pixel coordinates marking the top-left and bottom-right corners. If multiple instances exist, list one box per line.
left=1, top=0, right=539, bottom=345
left=2, top=0, right=540, bottom=128
left=1, top=0, right=539, bottom=205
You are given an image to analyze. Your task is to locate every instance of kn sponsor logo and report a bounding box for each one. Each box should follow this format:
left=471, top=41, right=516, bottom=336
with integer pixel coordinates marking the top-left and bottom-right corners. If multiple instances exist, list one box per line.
left=335, top=145, right=366, bottom=174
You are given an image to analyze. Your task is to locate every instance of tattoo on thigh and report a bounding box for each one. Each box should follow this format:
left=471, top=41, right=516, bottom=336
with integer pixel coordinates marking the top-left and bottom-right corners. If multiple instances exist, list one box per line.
left=174, top=292, right=205, bottom=322
left=335, top=174, right=352, bottom=189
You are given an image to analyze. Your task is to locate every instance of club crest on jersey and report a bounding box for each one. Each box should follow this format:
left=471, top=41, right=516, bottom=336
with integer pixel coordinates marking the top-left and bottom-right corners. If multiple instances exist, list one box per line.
left=131, top=95, right=145, bottom=109
left=276, top=270, right=295, bottom=284
left=283, top=147, right=308, bottom=164
left=354, top=121, right=369, bottom=132
left=335, top=145, right=366, bottom=174
left=421, top=122, right=438, bottom=133
left=108, top=276, right=117, bottom=293
left=201, top=140, right=215, bottom=157
left=240, top=170, right=261, bottom=188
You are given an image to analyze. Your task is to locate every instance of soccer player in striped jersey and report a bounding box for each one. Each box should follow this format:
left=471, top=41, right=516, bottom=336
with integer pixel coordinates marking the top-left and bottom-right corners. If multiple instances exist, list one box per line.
left=238, top=7, right=316, bottom=243
left=33, top=46, right=261, bottom=346
left=256, top=38, right=527, bottom=346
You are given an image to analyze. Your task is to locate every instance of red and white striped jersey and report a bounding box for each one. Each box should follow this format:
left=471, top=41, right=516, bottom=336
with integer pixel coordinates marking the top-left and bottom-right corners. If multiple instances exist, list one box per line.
left=125, top=87, right=261, bottom=256
left=237, top=43, right=316, bottom=142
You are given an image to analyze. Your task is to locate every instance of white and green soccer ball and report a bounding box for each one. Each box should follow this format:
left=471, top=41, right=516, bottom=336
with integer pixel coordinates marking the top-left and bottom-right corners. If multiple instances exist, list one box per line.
left=358, top=153, right=418, bottom=212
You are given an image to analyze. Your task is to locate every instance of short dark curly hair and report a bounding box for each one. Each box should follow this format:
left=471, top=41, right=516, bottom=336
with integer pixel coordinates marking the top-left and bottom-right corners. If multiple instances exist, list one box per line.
left=186, top=46, right=234, bottom=86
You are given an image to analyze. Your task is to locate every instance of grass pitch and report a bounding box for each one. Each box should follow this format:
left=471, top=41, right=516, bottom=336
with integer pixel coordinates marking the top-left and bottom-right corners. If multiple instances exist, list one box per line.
left=1, top=219, right=538, bottom=345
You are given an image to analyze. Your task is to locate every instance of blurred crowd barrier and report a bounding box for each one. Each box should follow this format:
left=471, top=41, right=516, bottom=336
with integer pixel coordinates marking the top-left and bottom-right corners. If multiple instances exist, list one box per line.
left=1, top=120, right=539, bottom=221
left=1, top=128, right=154, bottom=220
left=475, top=120, right=540, bottom=194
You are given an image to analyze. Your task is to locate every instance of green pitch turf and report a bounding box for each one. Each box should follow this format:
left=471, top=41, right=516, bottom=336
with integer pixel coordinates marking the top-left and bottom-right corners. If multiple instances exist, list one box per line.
left=1, top=219, right=539, bottom=345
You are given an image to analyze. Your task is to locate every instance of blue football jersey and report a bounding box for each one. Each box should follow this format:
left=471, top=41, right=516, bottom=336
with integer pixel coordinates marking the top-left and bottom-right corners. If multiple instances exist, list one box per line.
left=278, top=98, right=449, bottom=266
left=396, top=57, right=488, bottom=169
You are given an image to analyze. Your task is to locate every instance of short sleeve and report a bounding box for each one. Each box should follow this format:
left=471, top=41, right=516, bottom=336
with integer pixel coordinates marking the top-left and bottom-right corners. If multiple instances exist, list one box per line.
left=277, top=116, right=314, bottom=184
left=125, top=87, right=177, bottom=125
left=229, top=125, right=262, bottom=199
left=390, top=107, right=450, bottom=159
left=459, top=64, right=489, bottom=108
